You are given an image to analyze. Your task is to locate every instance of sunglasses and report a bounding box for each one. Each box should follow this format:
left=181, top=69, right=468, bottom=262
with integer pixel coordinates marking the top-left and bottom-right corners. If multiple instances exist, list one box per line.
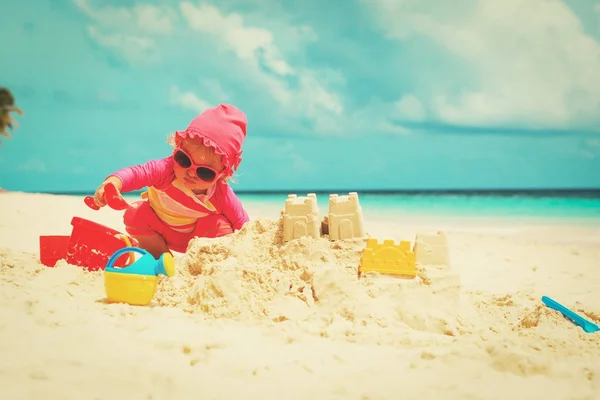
left=173, top=147, right=222, bottom=183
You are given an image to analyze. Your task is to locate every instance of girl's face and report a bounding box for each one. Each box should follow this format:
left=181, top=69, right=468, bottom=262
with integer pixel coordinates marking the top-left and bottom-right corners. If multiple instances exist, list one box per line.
left=173, top=138, right=225, bottom=193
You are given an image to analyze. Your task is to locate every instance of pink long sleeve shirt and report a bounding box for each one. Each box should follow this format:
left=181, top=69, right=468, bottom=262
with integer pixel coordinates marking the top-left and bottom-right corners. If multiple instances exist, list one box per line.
left=111, top=157, right=249, bottom=234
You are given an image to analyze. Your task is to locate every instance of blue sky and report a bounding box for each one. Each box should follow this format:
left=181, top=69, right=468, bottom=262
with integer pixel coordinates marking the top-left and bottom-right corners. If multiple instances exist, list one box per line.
left=1, top=0, right=600, bottom=192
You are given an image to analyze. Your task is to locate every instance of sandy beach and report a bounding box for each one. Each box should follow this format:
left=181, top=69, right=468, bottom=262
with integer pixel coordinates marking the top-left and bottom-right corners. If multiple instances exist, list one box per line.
left=1, top=191, right=599, bottom=400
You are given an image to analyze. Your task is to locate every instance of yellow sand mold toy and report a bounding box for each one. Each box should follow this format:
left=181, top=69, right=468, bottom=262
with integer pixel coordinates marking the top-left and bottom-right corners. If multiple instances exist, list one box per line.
left=104, top=247, right=175, bottom=306
left=359, top=238, right=416, bottom=278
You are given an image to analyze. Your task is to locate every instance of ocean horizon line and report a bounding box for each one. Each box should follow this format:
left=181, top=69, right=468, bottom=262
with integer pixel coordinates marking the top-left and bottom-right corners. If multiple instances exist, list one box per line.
left=19, top=188, right=600, bottom=198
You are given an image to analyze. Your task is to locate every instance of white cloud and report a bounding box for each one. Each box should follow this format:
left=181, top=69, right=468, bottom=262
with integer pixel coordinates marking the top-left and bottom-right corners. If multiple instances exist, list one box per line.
left=96, top=89, right=118, bottom=103
left=273, top=141, right=313, bottom=175
left=580, top=150, right=595, bottom=159
left=394, top=95, right=426, bottom=122
left=74, top=0, right=176, bottom=34
left=181, top=3, right=294, bottom=75
left=170, top=86, right=212, bottom=113
left=200, top=80, right=230, bottom=103
left=179, top=2, right=344, bottom=133
left=74, top=0, right=177, bottom=61
left=586, top=138, right=600, bottom=147
left=18, top=159, right=47, bottom=173
left=75, top=0, right=346, bottom=134
left=71, top=166, right=87, bottom=175
left=87, top=26, right=155, bottom=62
left=363, top=0, right=600, bottom=131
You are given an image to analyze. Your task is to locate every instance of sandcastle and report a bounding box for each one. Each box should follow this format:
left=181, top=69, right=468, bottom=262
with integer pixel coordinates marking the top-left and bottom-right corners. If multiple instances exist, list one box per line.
left=328, top=192, right=366, bottom=240
left=282, top=194, right=321, bottom=243
left=280, top=192, right=450, bottom=278
left=281, top=192, right=365, bottom=243
left=413, top=231, right=450, bottom=266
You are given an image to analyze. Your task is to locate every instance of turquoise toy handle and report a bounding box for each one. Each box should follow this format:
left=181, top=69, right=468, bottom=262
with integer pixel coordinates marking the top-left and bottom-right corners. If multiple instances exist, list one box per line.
left=542, top=296, right=600, bottom=334
left=105, top=247, right=149, bottom=270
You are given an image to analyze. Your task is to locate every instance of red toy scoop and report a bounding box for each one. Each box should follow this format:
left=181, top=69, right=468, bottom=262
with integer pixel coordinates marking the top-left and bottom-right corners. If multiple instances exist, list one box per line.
left=84, top=196, right=100, bottom=210
left=104, top=182, right=129, bottom=210
left=84, top=182, right=130, bottom=211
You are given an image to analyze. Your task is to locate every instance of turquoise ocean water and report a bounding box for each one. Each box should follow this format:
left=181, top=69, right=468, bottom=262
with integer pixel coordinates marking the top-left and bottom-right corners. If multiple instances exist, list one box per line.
left=116, top=190, right=600, bottom=220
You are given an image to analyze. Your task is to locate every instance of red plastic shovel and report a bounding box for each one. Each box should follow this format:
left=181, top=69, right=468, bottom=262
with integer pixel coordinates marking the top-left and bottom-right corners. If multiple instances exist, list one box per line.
left=84, top=182, right=130, bottom=211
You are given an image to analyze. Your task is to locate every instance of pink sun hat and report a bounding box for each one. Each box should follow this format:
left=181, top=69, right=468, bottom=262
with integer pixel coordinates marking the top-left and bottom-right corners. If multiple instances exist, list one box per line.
left=176, top=104, right=247, bottom=176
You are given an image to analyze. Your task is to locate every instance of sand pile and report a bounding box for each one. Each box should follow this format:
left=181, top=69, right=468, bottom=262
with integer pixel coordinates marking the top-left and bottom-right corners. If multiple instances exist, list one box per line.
left=153, top=218, right=464, bottom=345
left=149, top=216, right=600, bottom=361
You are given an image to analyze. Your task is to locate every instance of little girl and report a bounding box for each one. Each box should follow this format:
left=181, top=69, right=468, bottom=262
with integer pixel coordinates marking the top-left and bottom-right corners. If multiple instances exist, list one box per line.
left=92, top=104, right=250, bottom=258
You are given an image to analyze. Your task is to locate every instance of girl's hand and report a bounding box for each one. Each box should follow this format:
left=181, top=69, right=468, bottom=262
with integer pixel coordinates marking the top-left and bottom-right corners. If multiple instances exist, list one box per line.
left=92, top=176, right=126, bottom=209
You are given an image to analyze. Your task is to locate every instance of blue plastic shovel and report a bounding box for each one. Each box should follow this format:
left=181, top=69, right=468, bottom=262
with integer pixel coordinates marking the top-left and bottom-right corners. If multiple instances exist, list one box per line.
left=542, top=296, right=599, bottom=334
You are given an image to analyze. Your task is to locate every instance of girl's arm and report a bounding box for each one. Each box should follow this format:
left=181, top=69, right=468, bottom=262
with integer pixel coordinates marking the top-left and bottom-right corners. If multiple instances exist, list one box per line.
left=218, top=182, right=250, bottom=231
left=108, top=157, right=175, bottom=193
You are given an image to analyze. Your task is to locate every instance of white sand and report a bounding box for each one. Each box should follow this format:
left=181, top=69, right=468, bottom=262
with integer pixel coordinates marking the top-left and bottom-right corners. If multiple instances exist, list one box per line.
left=1, top=192, right=600, bottom=400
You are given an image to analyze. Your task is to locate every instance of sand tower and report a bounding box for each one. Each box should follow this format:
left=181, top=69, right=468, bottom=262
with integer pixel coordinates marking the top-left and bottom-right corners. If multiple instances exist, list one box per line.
left=413, top=231, right=450, bottom=266
left=282, top=194, right=320, bottom=243
left=327, top=192, right=365, bottom=240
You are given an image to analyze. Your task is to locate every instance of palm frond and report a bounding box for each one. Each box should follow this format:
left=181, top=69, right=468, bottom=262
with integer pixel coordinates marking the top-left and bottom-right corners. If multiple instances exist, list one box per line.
left=0, top=87, right=24, bottom=146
